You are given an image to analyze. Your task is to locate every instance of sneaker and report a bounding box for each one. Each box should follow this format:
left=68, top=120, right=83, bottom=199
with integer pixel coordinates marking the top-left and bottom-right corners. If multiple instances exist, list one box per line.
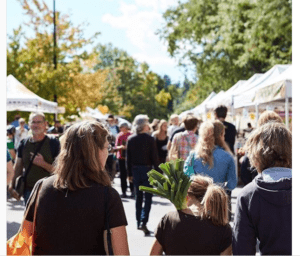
left=120, top=194, right=128, bottom=198
left=129, top=193, right=135, bottom=198
left=140, top=225, right=150, bottom=235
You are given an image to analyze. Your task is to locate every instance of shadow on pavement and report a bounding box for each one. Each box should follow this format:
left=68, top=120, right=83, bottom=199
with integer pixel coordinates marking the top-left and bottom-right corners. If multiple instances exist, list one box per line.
left=151, top=199, right=171, bottom=206
left=7, top=200, right=25, bottom=212
left=7, top=222, right=21, bottom=240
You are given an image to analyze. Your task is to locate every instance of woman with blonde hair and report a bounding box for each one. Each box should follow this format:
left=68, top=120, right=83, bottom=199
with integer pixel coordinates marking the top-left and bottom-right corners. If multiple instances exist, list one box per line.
left=150, top=175, right=232, bottom=255
left=184, top=120, right=237, bottom=191
left=21, top=121, right=130, bottom=255
left=152, top=119, right=169, bottom=165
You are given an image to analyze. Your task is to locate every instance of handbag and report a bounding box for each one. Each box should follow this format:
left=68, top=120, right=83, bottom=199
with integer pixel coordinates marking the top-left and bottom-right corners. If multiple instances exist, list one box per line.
left=104, top=186, right=114, bottom=255
left=7, top=179, right=44, bottom=255
left=184, top=152, right=195, bottom=177
left=15, top=136, right=47, bottom=196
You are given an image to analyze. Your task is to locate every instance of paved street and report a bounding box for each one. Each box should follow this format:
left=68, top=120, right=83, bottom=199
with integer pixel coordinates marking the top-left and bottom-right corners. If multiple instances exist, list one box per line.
left=7, top=176, right=243, bottom=255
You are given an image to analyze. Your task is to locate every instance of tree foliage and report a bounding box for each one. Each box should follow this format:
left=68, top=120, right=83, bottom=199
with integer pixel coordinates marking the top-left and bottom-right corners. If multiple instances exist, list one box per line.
left=7, top=0, right=181, bottom=122
left=7, top=0, right=101, bottom=119
left=92, top=44, right=180, bottom=121
left=159, top=0, right=292, bottom=112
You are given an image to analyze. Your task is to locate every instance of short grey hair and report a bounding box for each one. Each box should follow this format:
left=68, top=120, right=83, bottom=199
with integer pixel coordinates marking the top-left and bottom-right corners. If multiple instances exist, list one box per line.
left=132, top=114, right=149, bottom=134
left=29, top=112, right=46, bottom=122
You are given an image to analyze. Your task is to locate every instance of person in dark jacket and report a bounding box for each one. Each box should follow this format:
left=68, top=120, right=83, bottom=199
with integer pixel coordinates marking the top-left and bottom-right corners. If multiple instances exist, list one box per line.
left=214, top=105, right=236, bottom=154
left=127, top=114, right=159, bottom=235
left=233, top=122, right=292, bottom=255
left=240, top=110, right=284, bottom=186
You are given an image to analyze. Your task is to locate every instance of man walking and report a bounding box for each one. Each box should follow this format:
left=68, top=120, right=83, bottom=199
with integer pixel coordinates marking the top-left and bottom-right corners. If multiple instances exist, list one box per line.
left=214, top=105, right=236, bottom=154
left=8, top=112, right=60, bottom=205
left=169, top=115, right=199, bottom=161
left=127, top=115, right=159, bottom=235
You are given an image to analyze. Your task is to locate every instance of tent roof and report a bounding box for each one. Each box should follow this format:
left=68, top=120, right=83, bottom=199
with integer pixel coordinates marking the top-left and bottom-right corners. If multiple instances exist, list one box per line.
left=205, top=90, right=225, bottom=110
left=253, top=65, right=292, bottom=104
left=219, top=80, right=247, bottom=107
left=232, top=73, right=264, bottom=97
left=234, top=64, right=291, bottom=109
left=7, top=75, right=58, bottom=113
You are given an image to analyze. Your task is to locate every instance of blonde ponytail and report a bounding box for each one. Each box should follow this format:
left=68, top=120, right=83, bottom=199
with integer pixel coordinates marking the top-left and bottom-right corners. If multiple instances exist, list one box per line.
left=194, top=121, right=215, bottom=168
left=188, top=175, right=229, bottom=226
left=201, top=184, right=228, bottom=226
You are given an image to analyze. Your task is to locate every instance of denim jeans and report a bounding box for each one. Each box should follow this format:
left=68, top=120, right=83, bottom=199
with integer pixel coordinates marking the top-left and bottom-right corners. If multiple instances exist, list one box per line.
left=23, top=188, right=33, bottom=206
left=118, top=159, right=134, bottom=195
left=132, top=165, right=153, bottom=227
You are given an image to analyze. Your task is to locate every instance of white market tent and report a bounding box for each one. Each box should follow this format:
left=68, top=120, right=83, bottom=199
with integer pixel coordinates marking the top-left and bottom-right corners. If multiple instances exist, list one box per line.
left=252, top=65, right=292, bottom=106
left=219, top=80, right=246, bottom=108
left=193, top=91, right=216, bottom=115
left=81, top=110, right=132, bottom=126
left=178, top=109, right=194, bottom=119
left=205, top=90, right=225, bottom=111
left=233, top=64, right=290, bottom=110
left=80, top=107, right=107, bottom=120
left=252, top=65, right=292, bottom=128
left=7, top=75, right=58, bottom=113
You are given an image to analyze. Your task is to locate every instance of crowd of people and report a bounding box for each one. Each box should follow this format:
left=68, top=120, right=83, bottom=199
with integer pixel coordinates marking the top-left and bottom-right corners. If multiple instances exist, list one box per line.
left=6, top=106, right=292, bottom=255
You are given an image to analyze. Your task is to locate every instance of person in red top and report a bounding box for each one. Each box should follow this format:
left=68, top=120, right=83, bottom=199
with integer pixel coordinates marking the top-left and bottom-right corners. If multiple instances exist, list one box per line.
left=115, top=122, right=134, bottom=198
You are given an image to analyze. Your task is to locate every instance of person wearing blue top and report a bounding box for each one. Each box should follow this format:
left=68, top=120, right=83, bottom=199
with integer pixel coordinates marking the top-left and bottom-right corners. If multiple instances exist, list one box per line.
left=184, top=120, right=237, bottom=220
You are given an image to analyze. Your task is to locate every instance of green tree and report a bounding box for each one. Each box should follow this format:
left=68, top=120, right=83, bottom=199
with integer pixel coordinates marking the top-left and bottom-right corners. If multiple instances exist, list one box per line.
left=92, top=45, right=179, bottom=121
left=158, top=0, right=292, bottom=111
left=7, top=0, right=100, bottom=118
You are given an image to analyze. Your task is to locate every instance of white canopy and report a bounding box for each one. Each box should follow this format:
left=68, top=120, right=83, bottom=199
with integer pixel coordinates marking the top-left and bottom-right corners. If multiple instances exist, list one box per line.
left=7, top=75, right=58, bottom=113
left=193, top=91, right=216, bottom=115
left=252, top=65, right=292, bottom=105
left=233, top=64, right=290, bottom=109
left=80, top=107, right=106, bottom=120
left=205, top=90, right=225, bottom=110
left=219, top=80, right=246, bottom=107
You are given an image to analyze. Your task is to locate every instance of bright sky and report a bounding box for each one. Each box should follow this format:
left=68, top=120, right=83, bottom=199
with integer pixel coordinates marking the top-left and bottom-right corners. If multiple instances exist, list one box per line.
left=6, top=0, right=191, bottom=84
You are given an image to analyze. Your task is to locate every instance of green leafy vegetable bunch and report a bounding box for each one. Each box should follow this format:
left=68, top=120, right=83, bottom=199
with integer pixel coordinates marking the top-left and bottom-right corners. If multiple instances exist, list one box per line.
left=139, top=159, right=191, bottom=210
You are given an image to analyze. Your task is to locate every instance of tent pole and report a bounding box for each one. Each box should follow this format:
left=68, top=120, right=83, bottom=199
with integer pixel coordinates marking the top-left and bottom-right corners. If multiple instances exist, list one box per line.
left=255, top=103, right=259, bottom=128
left=285, top=96, right=289, bottom=129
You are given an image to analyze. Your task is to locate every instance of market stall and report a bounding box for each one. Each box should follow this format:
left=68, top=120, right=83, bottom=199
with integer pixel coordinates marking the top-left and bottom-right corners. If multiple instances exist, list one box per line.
left=7, top=75, right=59, bottom=114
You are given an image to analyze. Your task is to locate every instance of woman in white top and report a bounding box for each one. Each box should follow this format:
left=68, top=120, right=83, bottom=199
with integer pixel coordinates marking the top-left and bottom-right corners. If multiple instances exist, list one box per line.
left=14, top=118, right=28, bottom=150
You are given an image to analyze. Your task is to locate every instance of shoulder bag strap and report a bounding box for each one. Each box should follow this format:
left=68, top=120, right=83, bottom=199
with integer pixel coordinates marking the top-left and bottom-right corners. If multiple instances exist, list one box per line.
left=23, top=136, right=47, bottom=181
left=31, top=179, right=44, bottom=255
left=104, top=187, right=114, bottom=255
left=19, top=179, right=44, bottom=232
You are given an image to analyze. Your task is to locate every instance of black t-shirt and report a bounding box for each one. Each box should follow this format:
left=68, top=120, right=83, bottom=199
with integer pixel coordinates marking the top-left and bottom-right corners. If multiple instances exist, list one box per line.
left=154, top=136, right=169, bottom=159
left=155, top=210, right=232, bottom=255
left=223, top=121, right=236, bottom=154
left=25, top=175, right=127, bottom=255
left=126, top=133, right=159, bottom=175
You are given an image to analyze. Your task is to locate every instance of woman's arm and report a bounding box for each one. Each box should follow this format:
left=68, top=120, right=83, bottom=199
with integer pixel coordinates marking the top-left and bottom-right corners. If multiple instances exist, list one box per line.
left=104, top=225, right=130, bottom=255
left=150, top=239, right=163, bottom=255
left=7, top=160, right=14, bottom=185
left=220, top=245, right=232, bottom=255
